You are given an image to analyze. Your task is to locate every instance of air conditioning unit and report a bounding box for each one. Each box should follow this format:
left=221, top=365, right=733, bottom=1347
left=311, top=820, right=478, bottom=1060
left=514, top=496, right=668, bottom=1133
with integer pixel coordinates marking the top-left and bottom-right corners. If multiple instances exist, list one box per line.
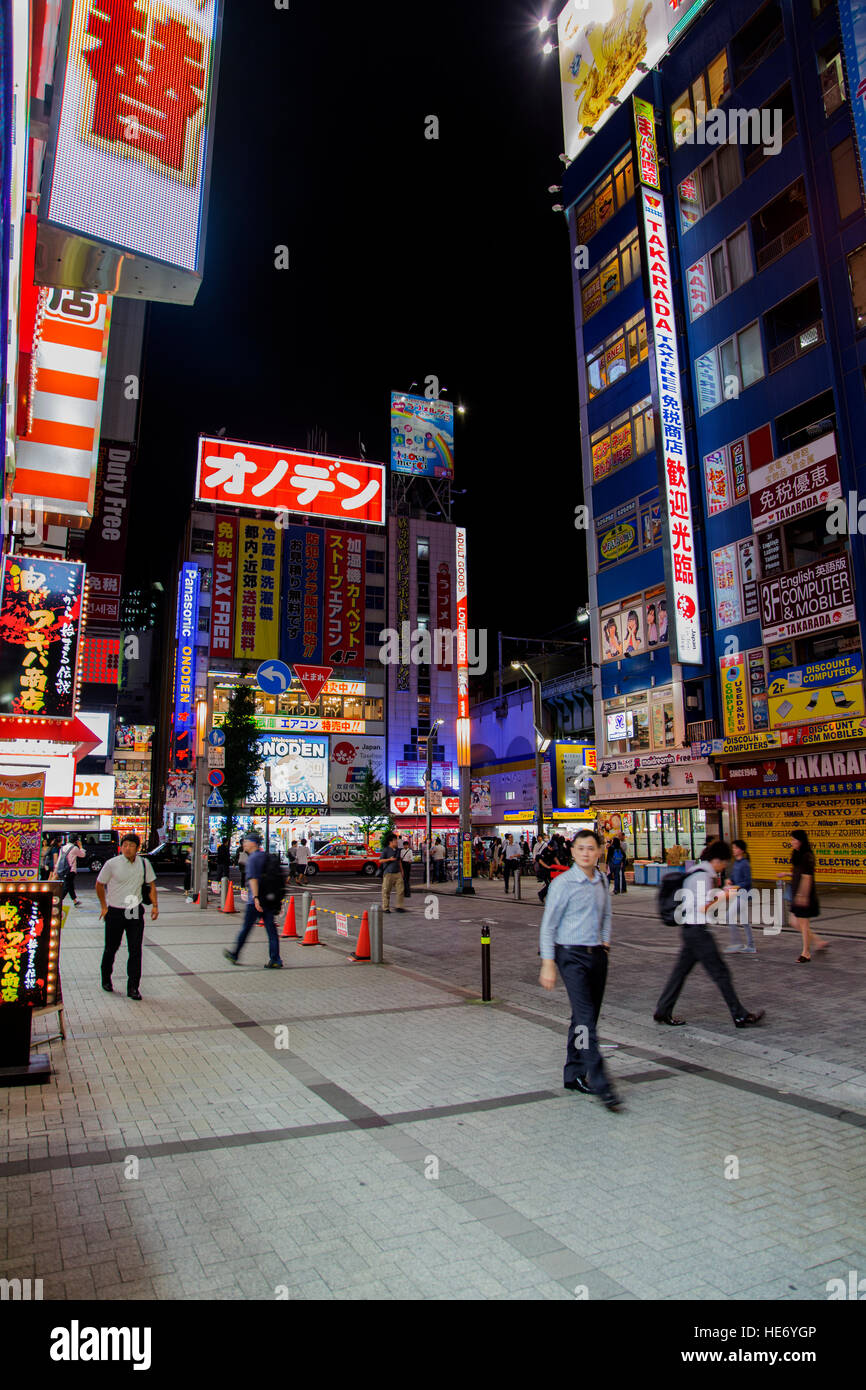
left=686, top=695, right=700, bottom=709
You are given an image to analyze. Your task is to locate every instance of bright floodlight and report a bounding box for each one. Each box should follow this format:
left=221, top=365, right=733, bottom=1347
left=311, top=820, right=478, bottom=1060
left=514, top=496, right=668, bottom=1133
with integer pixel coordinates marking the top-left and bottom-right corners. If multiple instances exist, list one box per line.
left=538, top=17, right=551, bottom=32
left=542, top=40, right=554, bottom=54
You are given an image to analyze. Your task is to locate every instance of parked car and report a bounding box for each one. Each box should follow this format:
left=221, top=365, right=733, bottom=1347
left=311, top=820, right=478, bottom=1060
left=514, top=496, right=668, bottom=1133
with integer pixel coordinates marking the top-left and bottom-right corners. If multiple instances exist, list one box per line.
left=149, top=842, right=192, bottom=873
left=64, top=830, right=119, bottom=874
left=304, top=841, right=381, bottom=876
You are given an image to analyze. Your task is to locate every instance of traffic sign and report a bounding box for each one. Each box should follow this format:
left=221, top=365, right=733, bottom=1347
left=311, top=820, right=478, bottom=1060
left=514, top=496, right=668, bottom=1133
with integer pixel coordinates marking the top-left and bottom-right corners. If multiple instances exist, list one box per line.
left=430, top=778, right=442, bottom=792
left=206, top=789, right=225, bottom=808
left=207, top=769, right=225, bottom=788
left=208, top=728, right=226, bottom=747
left=256, top=659, right=293, bottom=694
left=207, top=746, right=225, bottom=768
left=293, top=663, right=333, bottom=703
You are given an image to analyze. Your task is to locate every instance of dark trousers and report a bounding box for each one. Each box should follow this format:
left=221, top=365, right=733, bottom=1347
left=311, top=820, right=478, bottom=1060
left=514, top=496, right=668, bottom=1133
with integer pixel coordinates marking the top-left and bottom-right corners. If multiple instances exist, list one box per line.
left=555, top=944, right=611, bottom=1096
left=59, top=872, right=79, bottom=904
left=233, top=900, right=281, bottom=964
left=503, top=859, right=519, bottom=893
left=102, top=907, right=144, bottom=990
left=402, top=864, right=412, bottom=897
left=537, top=866, right=551, bottom=902
left=609, top=863, right=626, bottom=893
left=655, top=924, right=745, bottom=1021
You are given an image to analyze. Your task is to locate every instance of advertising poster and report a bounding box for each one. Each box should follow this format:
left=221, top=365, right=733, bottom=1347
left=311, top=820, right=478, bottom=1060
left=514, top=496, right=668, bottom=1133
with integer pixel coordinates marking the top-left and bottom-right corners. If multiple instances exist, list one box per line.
left=592, top=435, right=611, bottom=481
left=390, top=394, right=454, bottom=479
left=209, top=515, right=237, bottom=666
left=678, top=175, right=700, bottom=232
left=768, top=680, right=865, bottom=728
left=695, top=349, right=722, bottom=415
left=172, top=562, right=199, bottom=773
left=470, top=780, right=492, bottom=817
left=329, top=736, right=385, bottom=808
left=748, top=648, right=769, bottom=731
left=687, top=257, right=710, bottom=319
left=234, top=519, right=282, bottom=662
left=601, top=611, right=625, bottom=661
left=738, top=535, right=760, bottom=618
left=554, top=745, right=593, bottom=809
left=558, top=0, right=679, bottom=161
left=740, top=794, right=866, bottom=885
left=712, top=545, right=741, bottom=629
left=324, top=530, right=365, bottom=668
left=396, top=517, right=411, bottom=692
left=251, top=735, right=328, bottom=807
left=596, top=500, right=640, bottom=569
left=703, top=449, right=731, bottom=515
left=282, top=524, right=324, bottom=666
left=0, top=772, right=46, bottom=880
left=0, top=888, right=59, bottom=1007
left=759, top=555, right=855, bottom=643
left=197, top=438, right=386, bottom=527
left=165, top=770, right=194, bottom=813
left=44, top=0, right=222, bottom=274
left=720, top=656, right=750, bottom=737
left=0, top=556, right=86, bottom=718
left=730, top=439, right=748, bottom=500
left=748, top=433, right=841, bottom=532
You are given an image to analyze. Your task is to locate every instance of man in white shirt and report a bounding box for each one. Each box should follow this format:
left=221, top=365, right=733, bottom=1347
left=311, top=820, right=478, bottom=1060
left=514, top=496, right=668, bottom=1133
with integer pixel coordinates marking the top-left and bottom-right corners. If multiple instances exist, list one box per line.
left=503, top=834, right=521, bottom=894
left=95, top=834, right=158, bottom=1000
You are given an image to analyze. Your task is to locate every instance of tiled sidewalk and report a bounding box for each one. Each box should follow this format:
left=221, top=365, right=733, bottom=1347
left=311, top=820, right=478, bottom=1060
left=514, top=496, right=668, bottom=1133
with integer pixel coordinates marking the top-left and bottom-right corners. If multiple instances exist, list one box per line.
left=1, top=891, right=865, bottom=1301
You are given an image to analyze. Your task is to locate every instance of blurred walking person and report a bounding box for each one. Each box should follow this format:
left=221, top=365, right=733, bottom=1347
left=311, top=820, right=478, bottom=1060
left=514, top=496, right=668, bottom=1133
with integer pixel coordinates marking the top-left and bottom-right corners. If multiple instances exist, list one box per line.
left=432, top=836, right=446, bottom=883
left=723, top=839, right=756, bottom=954
left=790, top=829, right=827, bottom=963
left=224, top=831, right=284, bottom=969
left=58, top=834, right=85, bottom=909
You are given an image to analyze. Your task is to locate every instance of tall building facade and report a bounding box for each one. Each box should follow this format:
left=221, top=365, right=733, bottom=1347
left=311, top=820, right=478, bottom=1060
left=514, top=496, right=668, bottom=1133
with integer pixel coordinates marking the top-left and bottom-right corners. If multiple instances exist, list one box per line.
left=560, top=0, right=866, bottom=882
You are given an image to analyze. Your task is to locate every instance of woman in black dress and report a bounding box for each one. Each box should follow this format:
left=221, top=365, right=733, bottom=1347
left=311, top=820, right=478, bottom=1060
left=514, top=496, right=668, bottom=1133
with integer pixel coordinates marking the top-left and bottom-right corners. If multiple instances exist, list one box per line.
left=789, top=829, right=828, bottom=963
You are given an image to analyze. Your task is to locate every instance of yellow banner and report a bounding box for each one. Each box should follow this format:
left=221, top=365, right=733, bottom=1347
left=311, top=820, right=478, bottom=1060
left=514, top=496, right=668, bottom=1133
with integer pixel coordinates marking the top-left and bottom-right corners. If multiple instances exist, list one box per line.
left=721, top=732, right=781, bottom=755
left=740, top=794, right=866, bottom=886
left=234, top=519, right=282, bottom=662
left=769, top=680, right=865, bottom=729
left=720, top=657, right=749, bottom=736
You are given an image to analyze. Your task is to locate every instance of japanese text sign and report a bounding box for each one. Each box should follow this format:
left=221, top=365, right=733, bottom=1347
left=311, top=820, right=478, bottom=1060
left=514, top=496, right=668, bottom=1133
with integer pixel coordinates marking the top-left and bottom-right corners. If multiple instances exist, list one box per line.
left=0, top=889, right=59, bottom=1008
left=390, top=393, right=454, bottom=478
left=324, top=531, right=365, bottom=669
left=759, top=555, right=856, bottom=643
left=396, top=517, right=411, bottom=693
left=172, top=563, right=199, bottom=773
left=633, top=97, right=659, bottom=190
left=209, top=515, right=236, bottom=665
left=749, top=433, right=841, bottom=532
left=0, top=773, right=46, bottom=881
left=0, top=557, right=86, bottom=719
left=639, top=187, right=702, bottom=664
left=44, top=0, right=222, bottom=273
left=197, top=437, right=386, bottom=526
left=234, top=521, right=282, bottom=662
left=282, top=525, right=324, bottom=666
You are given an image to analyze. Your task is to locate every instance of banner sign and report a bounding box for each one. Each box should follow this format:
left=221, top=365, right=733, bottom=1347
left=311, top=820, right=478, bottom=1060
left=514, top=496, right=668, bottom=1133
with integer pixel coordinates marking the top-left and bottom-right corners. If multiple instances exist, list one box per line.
left=172, top=563, right=199, bottom=773
left=720, top=655, right=750, bottom=737
left=633, top=96, right=660, bottom=189
left=740, top=793, right=866, bottom=885
left=687, top=257, right=710, bottom=320
left=768, top=663, right=864, bottom=728
left=197, top=437, right=386, bottom=526
left=704, top=449, right=731, bottom=516
left=234, top=519, right=282, bottom=662
left=768, top=654, right=863, bottom=695
left=749, top=433, right=841, bottom=532
left=390, top=393, right=454, bottom=479
left=87, top=572, right=122, bottom=624
left=778, top=716, right=866, bottom=748
left=165, top=770, right=194, bottom=813
left=724, top=748, right=866, bottom=791
left=838, top=0, right=866, bottom=226
left=0, top=772, right=46, bottom=880
left=324, top=530, right=365, bottom=668
left=209, top=515, right=237, bottom=666
left=282, top=525, right=324, bottom=666
left=640, top=186, right=702, bottom=664
left=396, top=517, right=411, bottom=692
left=470, top=780, right=492, bottom=817
left=456, top=526, right=470, bottom=725
left=328, top=736, right=385, bottom=808
left=0, top=888, right=59, bottom=1007
left=0, top=556, right=86, bottom=719
left=251, top=735, right=328, bottom=806
left=595, top=488, right=661, bottom=570
left=85, top=443, right=135, bottom=612
left=759, top=554, right=856, bottom=642
left=436, top=564, right=453, bottom=669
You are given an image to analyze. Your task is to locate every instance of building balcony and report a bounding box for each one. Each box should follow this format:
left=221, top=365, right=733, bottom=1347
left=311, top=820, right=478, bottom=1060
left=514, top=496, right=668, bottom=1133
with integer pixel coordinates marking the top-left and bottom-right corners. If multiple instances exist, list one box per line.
left=687, top=719, right=717, bottom=744
left=755, top=213, right=810, bottom=273
left=768, top=318, right=825, bottom=373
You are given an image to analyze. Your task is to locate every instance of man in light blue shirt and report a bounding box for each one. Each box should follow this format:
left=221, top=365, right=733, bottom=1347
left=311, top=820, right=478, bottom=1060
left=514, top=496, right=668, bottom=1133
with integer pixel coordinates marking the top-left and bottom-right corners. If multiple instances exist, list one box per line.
left=539, top=829, right=621, bottom=1111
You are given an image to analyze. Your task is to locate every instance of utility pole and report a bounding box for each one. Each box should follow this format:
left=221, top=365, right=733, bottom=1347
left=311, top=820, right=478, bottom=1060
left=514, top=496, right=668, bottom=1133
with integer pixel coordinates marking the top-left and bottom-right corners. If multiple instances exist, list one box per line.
left=512, top=660, right=547, bottom=840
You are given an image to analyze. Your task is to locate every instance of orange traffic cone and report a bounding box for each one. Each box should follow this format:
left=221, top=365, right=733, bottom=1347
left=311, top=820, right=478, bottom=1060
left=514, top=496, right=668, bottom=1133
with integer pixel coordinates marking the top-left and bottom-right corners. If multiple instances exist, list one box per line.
left=349, top=910, right=371, bottom=962
left=222, top=881, right=237, bottom=914
left=300, top=898, right=320, bottom=946
left=282, top=896, right=299, bottom=938
left=194, top=891, right=201, bottom=905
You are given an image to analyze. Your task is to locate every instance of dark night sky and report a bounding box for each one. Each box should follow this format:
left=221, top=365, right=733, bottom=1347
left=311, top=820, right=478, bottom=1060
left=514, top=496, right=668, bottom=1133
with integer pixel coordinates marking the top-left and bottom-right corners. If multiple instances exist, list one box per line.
left=129, top=1, right=586, bottom=636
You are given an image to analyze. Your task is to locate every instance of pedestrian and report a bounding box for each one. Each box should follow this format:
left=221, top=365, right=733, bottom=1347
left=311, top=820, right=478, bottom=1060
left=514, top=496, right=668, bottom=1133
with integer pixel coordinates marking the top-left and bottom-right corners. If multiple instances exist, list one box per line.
left=216, top=837, right=231, bottom=880
left=537, top=835, right=557, bottom=904
left=57, top=834, right=85, bottom=908
left=294, top=837, right=310, bottom=883
left=237, top=842, right=249, bottom=889
left=606, top=836, right=627, bottom=894
left=380, top=831, right=406, bottom=912
left=42, top=835, right=60, bottom=879
left=503, top=833, right=521, bottom=894
left=653, top=841, right=765, bottom=1029
left=723, top=839, right=756, bottom=954
left=224, top=830, right=285, bottom=969
left=182, top=845, right=193, bottom=901
left=538, top=829, right=622, bottom=1112
left=789, top=829, right=828, bottom=963
left=400, top=838, right=414, bottom=897
left=491, top=838, right=502, bottom=880
left=95, top=834, right=158, bottom=1000
left=432, top=836, right=446, bottom=883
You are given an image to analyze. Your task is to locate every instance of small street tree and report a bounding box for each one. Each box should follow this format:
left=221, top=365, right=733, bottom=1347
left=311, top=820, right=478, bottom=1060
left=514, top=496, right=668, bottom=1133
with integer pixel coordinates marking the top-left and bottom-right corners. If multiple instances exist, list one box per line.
left=347, top=764, right=392, bottom=849
left=220, top=685, right=265, bottom=843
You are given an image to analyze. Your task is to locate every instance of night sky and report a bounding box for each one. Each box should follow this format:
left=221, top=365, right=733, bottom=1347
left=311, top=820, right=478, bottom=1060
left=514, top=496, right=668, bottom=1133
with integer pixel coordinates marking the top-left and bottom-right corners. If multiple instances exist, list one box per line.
left=129, top=1, right=586, bottom=638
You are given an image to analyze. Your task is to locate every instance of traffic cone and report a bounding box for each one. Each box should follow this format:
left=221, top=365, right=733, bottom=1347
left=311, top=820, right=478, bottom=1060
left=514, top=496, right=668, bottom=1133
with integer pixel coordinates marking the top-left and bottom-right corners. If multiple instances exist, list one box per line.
left=194, top=892, right=201, bottom=905
left=282, top=896, right=299, bottom=938
left=222, top=881, right=237, bottom=914
left=300, top=898, right=320, bottom=945
left=348, top=910, right=371, bottom=963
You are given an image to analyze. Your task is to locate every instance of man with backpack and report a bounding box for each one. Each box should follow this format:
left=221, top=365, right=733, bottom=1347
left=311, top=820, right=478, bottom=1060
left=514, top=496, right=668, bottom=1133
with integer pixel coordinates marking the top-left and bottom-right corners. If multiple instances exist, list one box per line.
left=606, top=837, right=627, bottom=894
left=57, top=835, right=85, bottom=908
left=654, top=841, right=765, bottom=1029
left=224, top=831, right=285, bottom=968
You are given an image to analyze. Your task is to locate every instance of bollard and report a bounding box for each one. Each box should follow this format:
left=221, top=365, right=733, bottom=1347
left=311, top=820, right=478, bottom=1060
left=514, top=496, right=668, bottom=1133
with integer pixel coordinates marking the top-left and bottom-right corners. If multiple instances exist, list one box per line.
left=220, top=875, right=229, bottom=909
left=515, top=870, right=521, bottom=901
left=369, top=905, right=383, bottom=964
left=481, top=921, right=492, bottom=1002
left=300, top=891, right=311, bottom=942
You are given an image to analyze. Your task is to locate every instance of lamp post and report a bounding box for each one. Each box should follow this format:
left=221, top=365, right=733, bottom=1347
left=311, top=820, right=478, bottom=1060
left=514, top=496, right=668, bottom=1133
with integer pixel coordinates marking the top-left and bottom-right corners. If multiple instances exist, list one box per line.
left=511, top=660, right=549, bottom=841
left=424, top=718, right=444, bottom=890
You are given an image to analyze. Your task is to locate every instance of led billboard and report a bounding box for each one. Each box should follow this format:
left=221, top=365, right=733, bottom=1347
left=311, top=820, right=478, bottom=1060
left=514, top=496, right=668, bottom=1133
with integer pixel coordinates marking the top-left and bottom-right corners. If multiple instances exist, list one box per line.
left=0, top=556, right=86, bottom=718
left=390, top=393, right=454, bottom=478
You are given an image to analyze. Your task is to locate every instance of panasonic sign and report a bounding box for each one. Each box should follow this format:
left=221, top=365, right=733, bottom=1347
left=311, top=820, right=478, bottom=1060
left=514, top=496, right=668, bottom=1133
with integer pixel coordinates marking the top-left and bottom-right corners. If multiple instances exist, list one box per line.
left=173, top=563, right=201, bottom=768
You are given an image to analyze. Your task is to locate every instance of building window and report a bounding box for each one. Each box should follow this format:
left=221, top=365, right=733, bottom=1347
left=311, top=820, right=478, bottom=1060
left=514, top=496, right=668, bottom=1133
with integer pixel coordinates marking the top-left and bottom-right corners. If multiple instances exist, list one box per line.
left=744, top=84, right=797, bottom=177
left=580, top=230, right=641, bottom=322
left=849, top=246, right=866, bottom=330
left=819, top=46, right=846, bottom=117
left=677, top=146, right=740, bottom=232
left=671, top=49, right=730, bottom=143
left=366, top=549, right=385, bottom=574
left=686, top=226, right=752, bottom=320
left=366, top=585, right=385, bottom=611
left=365, top=621, right=385, bottom=648
left=190, top=527, right=213, bottom=555
left=599, top=583, right=667, bottom=663
left=417, top=539, right=430, bottom=561
left=586, top=311, right=648, bottom=398
left=590, top=396, right=654, bottom=481
left=833, top=138, right=862, bottom=222
left=575, top=152, right=635, bottom=245
left=751, top=178, right=810, bottom=273
left=603, top=686, right=676, bottom=755
left=695, top=321, right=764, bottom=415
left=364, top=698, right=384, bottom=722
left=731, top=1, right=784, bottom=89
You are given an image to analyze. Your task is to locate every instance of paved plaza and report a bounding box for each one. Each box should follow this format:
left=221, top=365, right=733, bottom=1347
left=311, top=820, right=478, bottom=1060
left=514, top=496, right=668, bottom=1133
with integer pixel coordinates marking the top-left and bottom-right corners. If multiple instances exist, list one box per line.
left=2, top=876, right=865, bottom=1302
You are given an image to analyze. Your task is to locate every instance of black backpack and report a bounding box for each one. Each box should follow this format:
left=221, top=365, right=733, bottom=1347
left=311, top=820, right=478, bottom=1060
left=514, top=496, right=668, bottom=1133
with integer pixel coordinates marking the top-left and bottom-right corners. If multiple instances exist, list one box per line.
left=56, top=847, right=72, bottom=878
left=658, top=867, right=698, bottom=925
left=257, top=854, right=286, bottom=909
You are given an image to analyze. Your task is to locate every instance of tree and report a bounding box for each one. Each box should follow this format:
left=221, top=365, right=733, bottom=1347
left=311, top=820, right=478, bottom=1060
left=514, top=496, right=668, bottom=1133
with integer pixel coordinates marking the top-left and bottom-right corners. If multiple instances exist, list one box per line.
left=219, top=685, right=265, bottom=843
left=347, top=764, right=392, bottom=849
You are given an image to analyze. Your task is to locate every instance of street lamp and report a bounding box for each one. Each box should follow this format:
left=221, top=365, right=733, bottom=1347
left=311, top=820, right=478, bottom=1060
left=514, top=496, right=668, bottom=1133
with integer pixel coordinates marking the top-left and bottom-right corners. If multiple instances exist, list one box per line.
left=424, top=718, right=444, bottom=889
left=264, top=764, right=272, bottom=855
left=511, top=660, right=547, bottom=839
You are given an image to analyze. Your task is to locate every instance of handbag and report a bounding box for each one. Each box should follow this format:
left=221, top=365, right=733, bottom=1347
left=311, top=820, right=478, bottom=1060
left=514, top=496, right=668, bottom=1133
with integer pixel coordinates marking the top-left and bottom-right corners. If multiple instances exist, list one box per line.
left=140, top=858, right=153, bottom=906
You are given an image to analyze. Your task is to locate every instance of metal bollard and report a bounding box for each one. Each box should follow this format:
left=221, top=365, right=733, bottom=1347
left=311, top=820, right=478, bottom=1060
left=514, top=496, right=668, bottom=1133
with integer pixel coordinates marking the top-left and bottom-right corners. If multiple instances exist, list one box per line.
left=220, top=875, right=229, bottom=909
left=481, top=920, right=492, bottom=1002
left=515, top=870, right=521, bottom=901
left=369, top=905, right=383, bottom=964
left=300, top=891, right=311, bottom=935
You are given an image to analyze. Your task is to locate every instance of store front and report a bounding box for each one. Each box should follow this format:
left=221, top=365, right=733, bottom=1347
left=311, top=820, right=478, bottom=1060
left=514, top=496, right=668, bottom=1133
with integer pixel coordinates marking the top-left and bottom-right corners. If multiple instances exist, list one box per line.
left=593, top=754, right=717, bottom=869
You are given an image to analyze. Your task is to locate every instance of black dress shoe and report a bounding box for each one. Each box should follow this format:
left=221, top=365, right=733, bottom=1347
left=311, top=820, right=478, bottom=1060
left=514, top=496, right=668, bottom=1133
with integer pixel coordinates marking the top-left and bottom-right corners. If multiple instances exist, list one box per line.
left=564, top=1075, right=592, bottom=1094
left=653, top=1012, right=686, bottom=1025
left=127, top=989, right=142, bottom=1000
left=101, top=980, right=113, bottom=993
left=600, top=1091, right=623, bottom=1111
left=734, top=1009, right=765, bottom=1028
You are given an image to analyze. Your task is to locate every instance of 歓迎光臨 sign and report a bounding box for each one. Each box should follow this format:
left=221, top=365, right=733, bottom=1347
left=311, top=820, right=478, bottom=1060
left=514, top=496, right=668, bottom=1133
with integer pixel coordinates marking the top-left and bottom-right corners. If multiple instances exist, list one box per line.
left=759, top=554, right=856, bottom=643
left=639, top=187, right=702, bottom=665
left=0, top=557, right=86, bottom=719
left=197, top=437, right=386, bottom=526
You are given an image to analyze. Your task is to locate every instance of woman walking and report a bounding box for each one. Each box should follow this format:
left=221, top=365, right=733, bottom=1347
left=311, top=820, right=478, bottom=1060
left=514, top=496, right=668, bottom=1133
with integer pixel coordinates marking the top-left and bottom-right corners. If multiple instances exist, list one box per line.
left=723, top=840, right=756, bottom=954
left=790, top=830, right=828, bottom=962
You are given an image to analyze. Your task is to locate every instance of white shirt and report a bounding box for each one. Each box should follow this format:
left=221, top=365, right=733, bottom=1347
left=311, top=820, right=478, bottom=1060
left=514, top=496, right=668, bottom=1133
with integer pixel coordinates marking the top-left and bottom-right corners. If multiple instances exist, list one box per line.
left=432, top=844, right=445, bottom=860
left=295, top=843, right=309, bottom=865
left=678, top=863, right=716, bottom=925
left=96, top=853, right=156, bottom=910
left=62, top=842, right=85, bottom=868
left=504, top=841, right=521, bottom=860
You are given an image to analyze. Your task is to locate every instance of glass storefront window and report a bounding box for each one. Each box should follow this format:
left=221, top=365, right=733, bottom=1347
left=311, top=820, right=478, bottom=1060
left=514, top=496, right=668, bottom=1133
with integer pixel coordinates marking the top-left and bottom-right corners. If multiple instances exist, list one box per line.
left=344, top=697, right=364, bottom=720
left=364, top=698, right=384, bottom=721
left=648, top=811, right=663, bottom=861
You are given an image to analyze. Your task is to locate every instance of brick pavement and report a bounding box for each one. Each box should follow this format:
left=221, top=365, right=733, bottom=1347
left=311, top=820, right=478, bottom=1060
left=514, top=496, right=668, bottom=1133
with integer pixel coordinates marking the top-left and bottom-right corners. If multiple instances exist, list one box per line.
left=1, top=879, right=865, bottom=1301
